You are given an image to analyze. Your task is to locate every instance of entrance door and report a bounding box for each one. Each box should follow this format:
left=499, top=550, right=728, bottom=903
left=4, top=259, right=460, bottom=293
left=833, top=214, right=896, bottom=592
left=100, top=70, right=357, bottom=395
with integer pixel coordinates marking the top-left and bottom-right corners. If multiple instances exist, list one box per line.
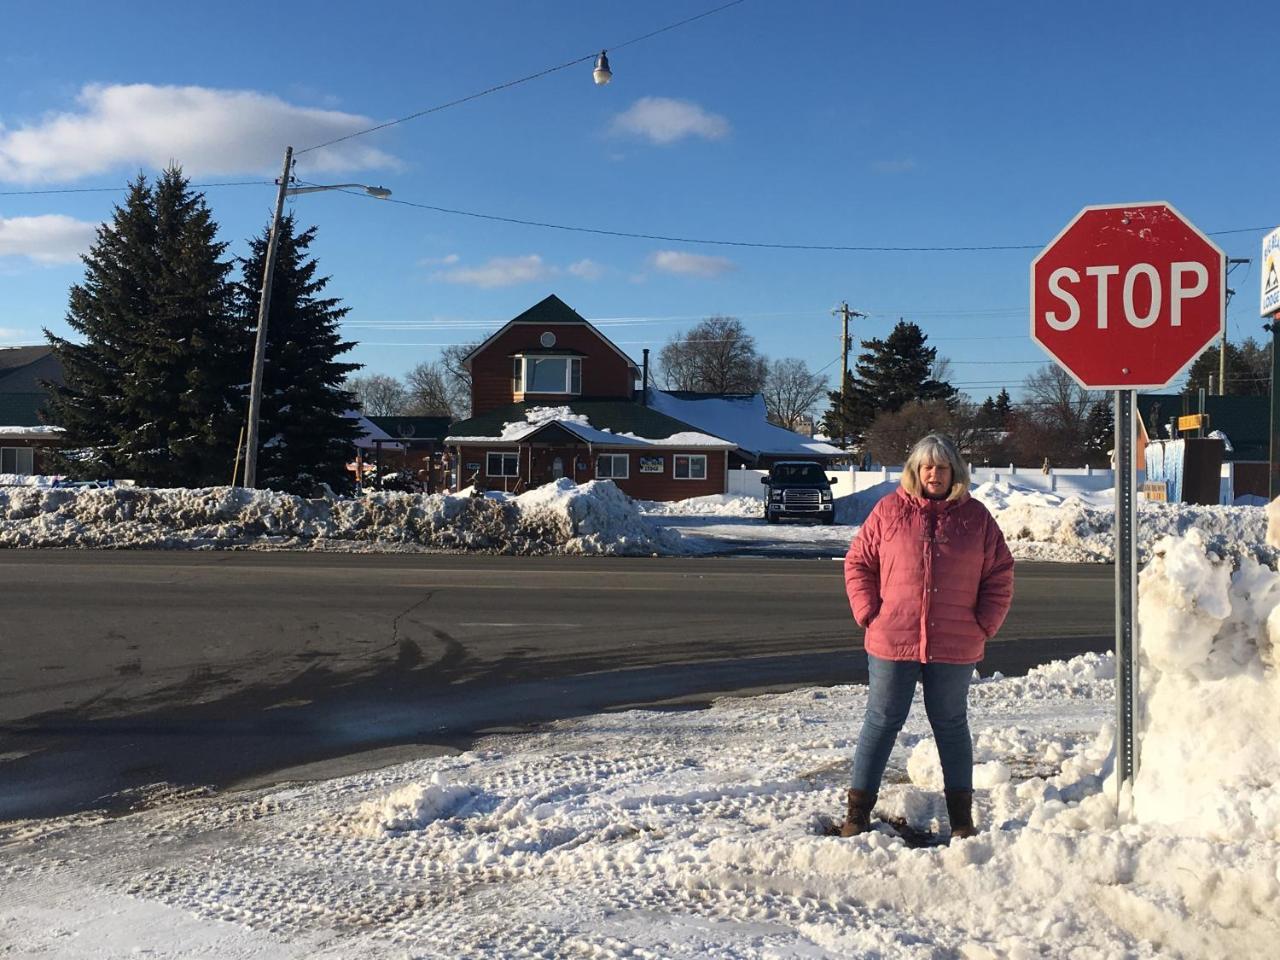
left=552, top=456, right=565, bottom=480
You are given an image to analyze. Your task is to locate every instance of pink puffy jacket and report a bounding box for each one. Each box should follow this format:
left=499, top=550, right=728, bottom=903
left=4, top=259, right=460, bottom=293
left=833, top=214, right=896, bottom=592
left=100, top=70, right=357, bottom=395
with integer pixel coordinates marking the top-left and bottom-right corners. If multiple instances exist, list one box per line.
left=845, top=488, right=1014, bottom=664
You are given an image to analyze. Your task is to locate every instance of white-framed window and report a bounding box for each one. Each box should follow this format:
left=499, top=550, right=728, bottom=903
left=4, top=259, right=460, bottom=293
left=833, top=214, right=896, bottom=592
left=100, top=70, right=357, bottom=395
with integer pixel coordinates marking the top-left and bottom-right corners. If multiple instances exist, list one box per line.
left=1, top=446, right=35, bottom=475
left=673, top=454, right=707, bottom=480
left=486, top=451, right=519, bottom=477
left=514, top=355, right=582, bottom=394
left=595, top=453, right=629, bottom=479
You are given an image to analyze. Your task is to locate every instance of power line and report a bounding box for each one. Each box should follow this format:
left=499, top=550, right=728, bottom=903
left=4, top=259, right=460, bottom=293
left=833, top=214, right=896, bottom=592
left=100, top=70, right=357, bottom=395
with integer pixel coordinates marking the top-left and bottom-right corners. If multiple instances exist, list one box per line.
left=296, top=0, right=749, bottom=156
left=0, top=181, right=274, bottom=196
left=332, top=185, right=1276, bottom=254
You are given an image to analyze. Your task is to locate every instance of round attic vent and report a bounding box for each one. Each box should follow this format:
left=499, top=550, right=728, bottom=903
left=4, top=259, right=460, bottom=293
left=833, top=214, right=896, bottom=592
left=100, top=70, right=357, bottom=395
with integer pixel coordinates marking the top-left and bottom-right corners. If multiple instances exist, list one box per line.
left=540, top=331, right=556, bottom=348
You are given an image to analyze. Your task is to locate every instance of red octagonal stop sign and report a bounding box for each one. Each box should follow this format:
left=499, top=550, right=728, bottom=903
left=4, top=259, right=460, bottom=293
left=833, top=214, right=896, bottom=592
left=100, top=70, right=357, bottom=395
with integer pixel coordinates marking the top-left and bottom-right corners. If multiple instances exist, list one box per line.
left=1031, top=202, right=1225, bottom=390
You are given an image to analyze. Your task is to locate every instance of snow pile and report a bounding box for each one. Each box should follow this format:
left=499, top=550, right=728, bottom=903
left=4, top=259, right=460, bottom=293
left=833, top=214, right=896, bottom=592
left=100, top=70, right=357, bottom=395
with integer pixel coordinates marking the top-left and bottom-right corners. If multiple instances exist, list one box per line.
left=1270, top=495, right=1280, bottom=548
left=833, top=479, right=897, bottom=525
left=974, top=479, right=1276, bottom=565
left=1131, top=528, right=1280, bottom=839
left=354, top=773, right=477, bottom=837
left=639, top=492, right=763, bottom=517
left=0, top=473, right=56, bottom=487
left=514, top=478, right=683, bottom=554
left=0, top=481, right=681, bottom=555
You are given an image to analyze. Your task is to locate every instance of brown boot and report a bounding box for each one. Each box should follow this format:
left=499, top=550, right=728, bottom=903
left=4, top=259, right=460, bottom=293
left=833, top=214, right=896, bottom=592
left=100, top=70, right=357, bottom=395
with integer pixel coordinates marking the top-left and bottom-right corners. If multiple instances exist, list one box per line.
left=945, top=789, right=976, bottom=839
left=838, top=788, right=875, bottom=837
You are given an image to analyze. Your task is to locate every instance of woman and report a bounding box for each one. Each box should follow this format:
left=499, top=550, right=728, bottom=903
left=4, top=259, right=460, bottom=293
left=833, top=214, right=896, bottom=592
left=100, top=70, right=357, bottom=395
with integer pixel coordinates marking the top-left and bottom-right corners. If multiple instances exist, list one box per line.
left=839, top=433, right=1014, bottom=840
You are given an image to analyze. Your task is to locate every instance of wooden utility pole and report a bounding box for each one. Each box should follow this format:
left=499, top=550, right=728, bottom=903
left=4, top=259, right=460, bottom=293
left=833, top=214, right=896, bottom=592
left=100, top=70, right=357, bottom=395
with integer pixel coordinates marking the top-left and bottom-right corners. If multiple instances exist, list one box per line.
left=832, top=301, right=866, bottom=451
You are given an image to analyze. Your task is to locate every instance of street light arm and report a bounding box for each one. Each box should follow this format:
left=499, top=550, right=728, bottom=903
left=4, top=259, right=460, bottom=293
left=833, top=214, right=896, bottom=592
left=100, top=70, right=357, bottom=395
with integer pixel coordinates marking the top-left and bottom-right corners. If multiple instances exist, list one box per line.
left=286, top=183, right=391, bottom=198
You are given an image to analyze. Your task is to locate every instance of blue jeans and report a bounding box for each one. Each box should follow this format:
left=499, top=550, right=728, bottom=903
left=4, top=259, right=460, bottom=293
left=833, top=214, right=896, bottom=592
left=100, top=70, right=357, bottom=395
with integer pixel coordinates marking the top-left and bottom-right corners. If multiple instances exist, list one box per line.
left=851, top=655, right=975, bottom=795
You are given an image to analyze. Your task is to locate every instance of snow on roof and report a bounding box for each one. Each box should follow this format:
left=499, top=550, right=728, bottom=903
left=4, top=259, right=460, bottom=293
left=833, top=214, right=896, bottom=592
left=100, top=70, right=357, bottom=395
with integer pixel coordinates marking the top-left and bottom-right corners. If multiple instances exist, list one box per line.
left=0, top=425, right=64, bottom=437
left=349, top=413, right=405, bottom=451
left=646, top=390, right=841, bottom=458
left=446, top=405, right=734, bottom=449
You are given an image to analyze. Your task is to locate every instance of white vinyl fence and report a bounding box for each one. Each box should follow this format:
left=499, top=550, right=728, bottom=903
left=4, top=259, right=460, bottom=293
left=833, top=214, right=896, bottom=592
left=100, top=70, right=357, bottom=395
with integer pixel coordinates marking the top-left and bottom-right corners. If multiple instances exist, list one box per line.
left=728, top=462, right=1247, bottom=504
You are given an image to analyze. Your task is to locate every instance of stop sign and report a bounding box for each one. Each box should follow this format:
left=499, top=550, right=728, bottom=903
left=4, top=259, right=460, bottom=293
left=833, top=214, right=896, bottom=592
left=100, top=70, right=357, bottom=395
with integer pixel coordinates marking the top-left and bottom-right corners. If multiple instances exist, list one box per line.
left=1031, top=202, right=1225, bottom=389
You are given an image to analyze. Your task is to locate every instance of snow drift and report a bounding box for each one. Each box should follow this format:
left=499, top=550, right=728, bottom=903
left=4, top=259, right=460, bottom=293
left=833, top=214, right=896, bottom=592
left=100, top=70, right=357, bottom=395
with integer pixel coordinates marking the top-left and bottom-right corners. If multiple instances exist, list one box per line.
left=0, top=479, right=681, bottom=556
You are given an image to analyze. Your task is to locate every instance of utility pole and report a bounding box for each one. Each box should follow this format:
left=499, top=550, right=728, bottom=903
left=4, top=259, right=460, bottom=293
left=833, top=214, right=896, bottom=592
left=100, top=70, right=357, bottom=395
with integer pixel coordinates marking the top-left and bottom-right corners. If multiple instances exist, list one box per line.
left=244, top=146, right=294, bottom=490
left=832, top=301, right=866, bottom=451
left=1219, top=258, right=1251, bottom=394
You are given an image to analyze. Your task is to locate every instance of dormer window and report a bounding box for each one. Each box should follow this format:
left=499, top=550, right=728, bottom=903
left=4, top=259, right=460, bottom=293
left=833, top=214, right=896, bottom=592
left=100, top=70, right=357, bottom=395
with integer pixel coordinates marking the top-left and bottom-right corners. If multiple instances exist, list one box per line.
left=512, top=354, right=582, bottom=395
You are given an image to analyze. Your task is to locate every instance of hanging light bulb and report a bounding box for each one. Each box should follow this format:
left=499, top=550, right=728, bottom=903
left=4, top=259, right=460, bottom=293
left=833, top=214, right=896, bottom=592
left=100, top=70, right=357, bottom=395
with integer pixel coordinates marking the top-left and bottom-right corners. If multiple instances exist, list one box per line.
left=592, top=50, right=612, bottom=86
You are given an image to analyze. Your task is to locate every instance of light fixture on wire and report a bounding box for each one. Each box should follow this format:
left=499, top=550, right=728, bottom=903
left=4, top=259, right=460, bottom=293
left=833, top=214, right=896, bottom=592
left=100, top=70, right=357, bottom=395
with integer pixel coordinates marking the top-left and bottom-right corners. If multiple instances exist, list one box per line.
left=593, top=50, right=612, bottom=85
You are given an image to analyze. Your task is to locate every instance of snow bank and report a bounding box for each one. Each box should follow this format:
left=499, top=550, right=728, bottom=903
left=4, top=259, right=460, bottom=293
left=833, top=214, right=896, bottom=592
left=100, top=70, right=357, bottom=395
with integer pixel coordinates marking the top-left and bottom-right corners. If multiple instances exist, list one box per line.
left=0, top=480, right=681, bottom=556
left=974, top=479, right=1276, bottom=566
left=1131, top=528, right=1280, bottom=839
left=638, top=492, right=763, bottom=517
left=354, top=773, right=477, bottom=837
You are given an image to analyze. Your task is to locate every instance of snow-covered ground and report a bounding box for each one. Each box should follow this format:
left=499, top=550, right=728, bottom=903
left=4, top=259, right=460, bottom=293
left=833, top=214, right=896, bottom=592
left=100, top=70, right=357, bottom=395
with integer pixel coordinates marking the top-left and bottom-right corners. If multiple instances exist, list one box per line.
left=3, top=476, right=1272, bottom=565
left=2, top=529, right=1276, bottom=958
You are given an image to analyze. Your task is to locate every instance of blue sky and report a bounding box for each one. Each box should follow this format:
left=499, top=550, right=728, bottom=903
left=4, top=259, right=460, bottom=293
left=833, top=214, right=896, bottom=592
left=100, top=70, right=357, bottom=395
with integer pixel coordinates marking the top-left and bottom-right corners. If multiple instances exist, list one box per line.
left=1, top=0, right=1274, bottom=403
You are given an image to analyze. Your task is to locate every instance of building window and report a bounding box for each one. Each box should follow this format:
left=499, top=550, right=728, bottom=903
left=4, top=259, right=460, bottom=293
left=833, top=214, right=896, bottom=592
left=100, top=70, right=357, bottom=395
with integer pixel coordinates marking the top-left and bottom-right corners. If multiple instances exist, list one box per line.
left=1, top=447, right=35, bottom=475
left=595, top=453, right=629, bottom=479
left=515, top=356, right=582, bottom=394
left=673, top=454, right=707, bottom=480
left=486, top=451, right=519, bottom=477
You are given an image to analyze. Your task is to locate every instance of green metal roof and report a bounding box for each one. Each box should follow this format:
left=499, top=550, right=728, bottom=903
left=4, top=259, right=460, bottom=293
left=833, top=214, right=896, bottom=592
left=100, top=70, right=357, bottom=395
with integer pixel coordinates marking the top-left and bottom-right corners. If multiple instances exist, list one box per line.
left=1137, top=392, right=1268, bottom=461
left=366, top=415, right=452, bottom=442
left=446, top=399, right=731, bottom=444
left=0, top=392, right=50, bottom=427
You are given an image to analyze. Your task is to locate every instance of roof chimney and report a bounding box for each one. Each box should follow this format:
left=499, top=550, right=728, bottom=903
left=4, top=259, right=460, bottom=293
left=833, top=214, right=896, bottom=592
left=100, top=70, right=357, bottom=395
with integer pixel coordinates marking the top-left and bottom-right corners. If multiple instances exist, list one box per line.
left=641, top=348, right=650, bottom=406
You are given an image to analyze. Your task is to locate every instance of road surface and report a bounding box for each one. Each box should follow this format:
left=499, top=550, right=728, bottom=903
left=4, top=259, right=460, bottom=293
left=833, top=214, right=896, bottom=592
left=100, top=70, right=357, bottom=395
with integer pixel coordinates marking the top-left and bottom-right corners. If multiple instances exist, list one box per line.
left=0, top=552, right=1112, bottom=819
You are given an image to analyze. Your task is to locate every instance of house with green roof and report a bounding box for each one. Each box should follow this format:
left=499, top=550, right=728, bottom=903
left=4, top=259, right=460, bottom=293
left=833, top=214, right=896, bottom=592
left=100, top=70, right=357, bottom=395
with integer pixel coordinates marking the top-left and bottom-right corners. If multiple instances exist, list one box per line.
left=0, top=345, right=65, bottom=476
left=445, top=295, right=737, bottom=498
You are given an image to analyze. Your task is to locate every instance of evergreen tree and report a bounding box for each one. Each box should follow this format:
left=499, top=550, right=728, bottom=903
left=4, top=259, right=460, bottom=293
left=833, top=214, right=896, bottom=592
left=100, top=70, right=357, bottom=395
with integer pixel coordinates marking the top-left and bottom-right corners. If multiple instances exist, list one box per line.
left=821, top=320, right=955, bottom=448
left=979, top=395, right=999, bottom=426
left=820, top=370, right=868, bottom=449
left=1083, top=398, right=1114, bottom=466
left=46, top=169, right=242, bottom=485
left=45, top=176, right=158, bottom=479
left=239, top=214, right=362, bottom=494
left=994, top=387, right=1013, bottom=424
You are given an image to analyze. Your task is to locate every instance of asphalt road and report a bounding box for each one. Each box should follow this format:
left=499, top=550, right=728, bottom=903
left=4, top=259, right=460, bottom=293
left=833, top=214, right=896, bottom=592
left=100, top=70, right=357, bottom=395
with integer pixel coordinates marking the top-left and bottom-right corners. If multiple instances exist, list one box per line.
left=0, top=552, right=1113, bottom=819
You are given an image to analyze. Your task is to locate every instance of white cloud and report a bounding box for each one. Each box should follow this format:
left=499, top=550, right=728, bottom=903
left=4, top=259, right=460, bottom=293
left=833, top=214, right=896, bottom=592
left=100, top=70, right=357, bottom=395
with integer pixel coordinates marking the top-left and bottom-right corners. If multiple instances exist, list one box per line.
left=0, top=213, right=97, bottom=263
left=611, top=97, right=729, bottom=145
left=0, top=83, right=396, bottom=184
left=420, top=253, right=461, bottom=266
left=435, top=255, right=551, bottom=288
left=649, top=250, right=734, bottom=278
left=0, top=327, right=33, bottom=341
left=567, top=258, right=604, bottom=281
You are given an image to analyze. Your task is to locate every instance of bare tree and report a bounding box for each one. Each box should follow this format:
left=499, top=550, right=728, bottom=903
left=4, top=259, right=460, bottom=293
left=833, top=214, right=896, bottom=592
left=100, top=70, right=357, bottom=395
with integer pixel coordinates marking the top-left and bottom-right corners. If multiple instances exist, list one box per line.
left=864, top=399, right=982, bottom=466
left=345, top=373, right=407, bottom=416
left=1006, top=364, right=1101, bottom=465
left=762, top=357, right=828, bottom=430
left=439, top=341, right=479, bottom=419
left=659, top=317, right=768, bottom=394
left=403, top=361, right=455, bottom=417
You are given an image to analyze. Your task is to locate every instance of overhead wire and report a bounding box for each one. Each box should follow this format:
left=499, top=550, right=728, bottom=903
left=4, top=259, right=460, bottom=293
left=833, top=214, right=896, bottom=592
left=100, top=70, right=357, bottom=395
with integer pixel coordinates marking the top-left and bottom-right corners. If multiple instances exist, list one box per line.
left=295, top=0, right=749, bottom=157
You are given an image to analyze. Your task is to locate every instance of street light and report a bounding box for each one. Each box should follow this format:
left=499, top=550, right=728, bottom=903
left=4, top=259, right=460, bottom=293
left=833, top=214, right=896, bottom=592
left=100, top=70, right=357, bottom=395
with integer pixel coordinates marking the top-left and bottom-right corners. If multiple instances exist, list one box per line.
left=242, top=145, right=391, bottom=488
left=592, top=50, right=612, bottom=85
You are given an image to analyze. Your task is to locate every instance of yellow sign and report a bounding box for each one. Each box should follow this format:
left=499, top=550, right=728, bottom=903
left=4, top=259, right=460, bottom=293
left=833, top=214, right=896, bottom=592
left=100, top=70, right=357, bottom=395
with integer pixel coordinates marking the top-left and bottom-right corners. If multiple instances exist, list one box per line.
left=1177, top=413, right=1208, bottom=432
left=1142, top=481, right=1168, bottom=502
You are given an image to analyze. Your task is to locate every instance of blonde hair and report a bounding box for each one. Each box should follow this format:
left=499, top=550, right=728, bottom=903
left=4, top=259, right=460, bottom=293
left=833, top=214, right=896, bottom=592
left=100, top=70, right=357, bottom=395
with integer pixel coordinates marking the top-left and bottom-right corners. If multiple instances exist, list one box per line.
left=901, top=432, right=969, bottom=501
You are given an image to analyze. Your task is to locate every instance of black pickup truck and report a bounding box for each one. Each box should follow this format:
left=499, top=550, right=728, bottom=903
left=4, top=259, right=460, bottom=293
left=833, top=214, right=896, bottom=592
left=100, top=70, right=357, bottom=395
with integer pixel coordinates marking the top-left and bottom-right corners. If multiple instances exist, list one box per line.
left=760, top=460, right=840, bottom=524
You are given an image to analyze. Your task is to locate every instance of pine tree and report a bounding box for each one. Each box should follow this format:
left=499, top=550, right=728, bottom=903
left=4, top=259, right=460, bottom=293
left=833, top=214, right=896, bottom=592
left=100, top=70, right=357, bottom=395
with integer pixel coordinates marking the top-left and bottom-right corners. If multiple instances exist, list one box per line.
left=994, top=388, right=1013, bottom=424
left=239, top=215, right=362, bottom=494
left=820, top=370, right=870, bottom=448
left=46, top=168, right=244, bottom=486
left=822, top=320, right=955, bottom=447
left=45, top=176, right=158, bottom=479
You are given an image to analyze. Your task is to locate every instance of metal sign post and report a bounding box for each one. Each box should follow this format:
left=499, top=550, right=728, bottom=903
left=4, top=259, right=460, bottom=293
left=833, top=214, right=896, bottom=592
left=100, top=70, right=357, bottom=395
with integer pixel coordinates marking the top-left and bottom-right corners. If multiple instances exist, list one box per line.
left=1114, top=390, right=1139, bottom=801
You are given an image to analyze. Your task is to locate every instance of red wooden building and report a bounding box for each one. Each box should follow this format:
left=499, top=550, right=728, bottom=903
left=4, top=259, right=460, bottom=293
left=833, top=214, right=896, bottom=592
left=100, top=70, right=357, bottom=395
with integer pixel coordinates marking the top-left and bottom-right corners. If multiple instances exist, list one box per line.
left=446, top=295, right=735, bottom=499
